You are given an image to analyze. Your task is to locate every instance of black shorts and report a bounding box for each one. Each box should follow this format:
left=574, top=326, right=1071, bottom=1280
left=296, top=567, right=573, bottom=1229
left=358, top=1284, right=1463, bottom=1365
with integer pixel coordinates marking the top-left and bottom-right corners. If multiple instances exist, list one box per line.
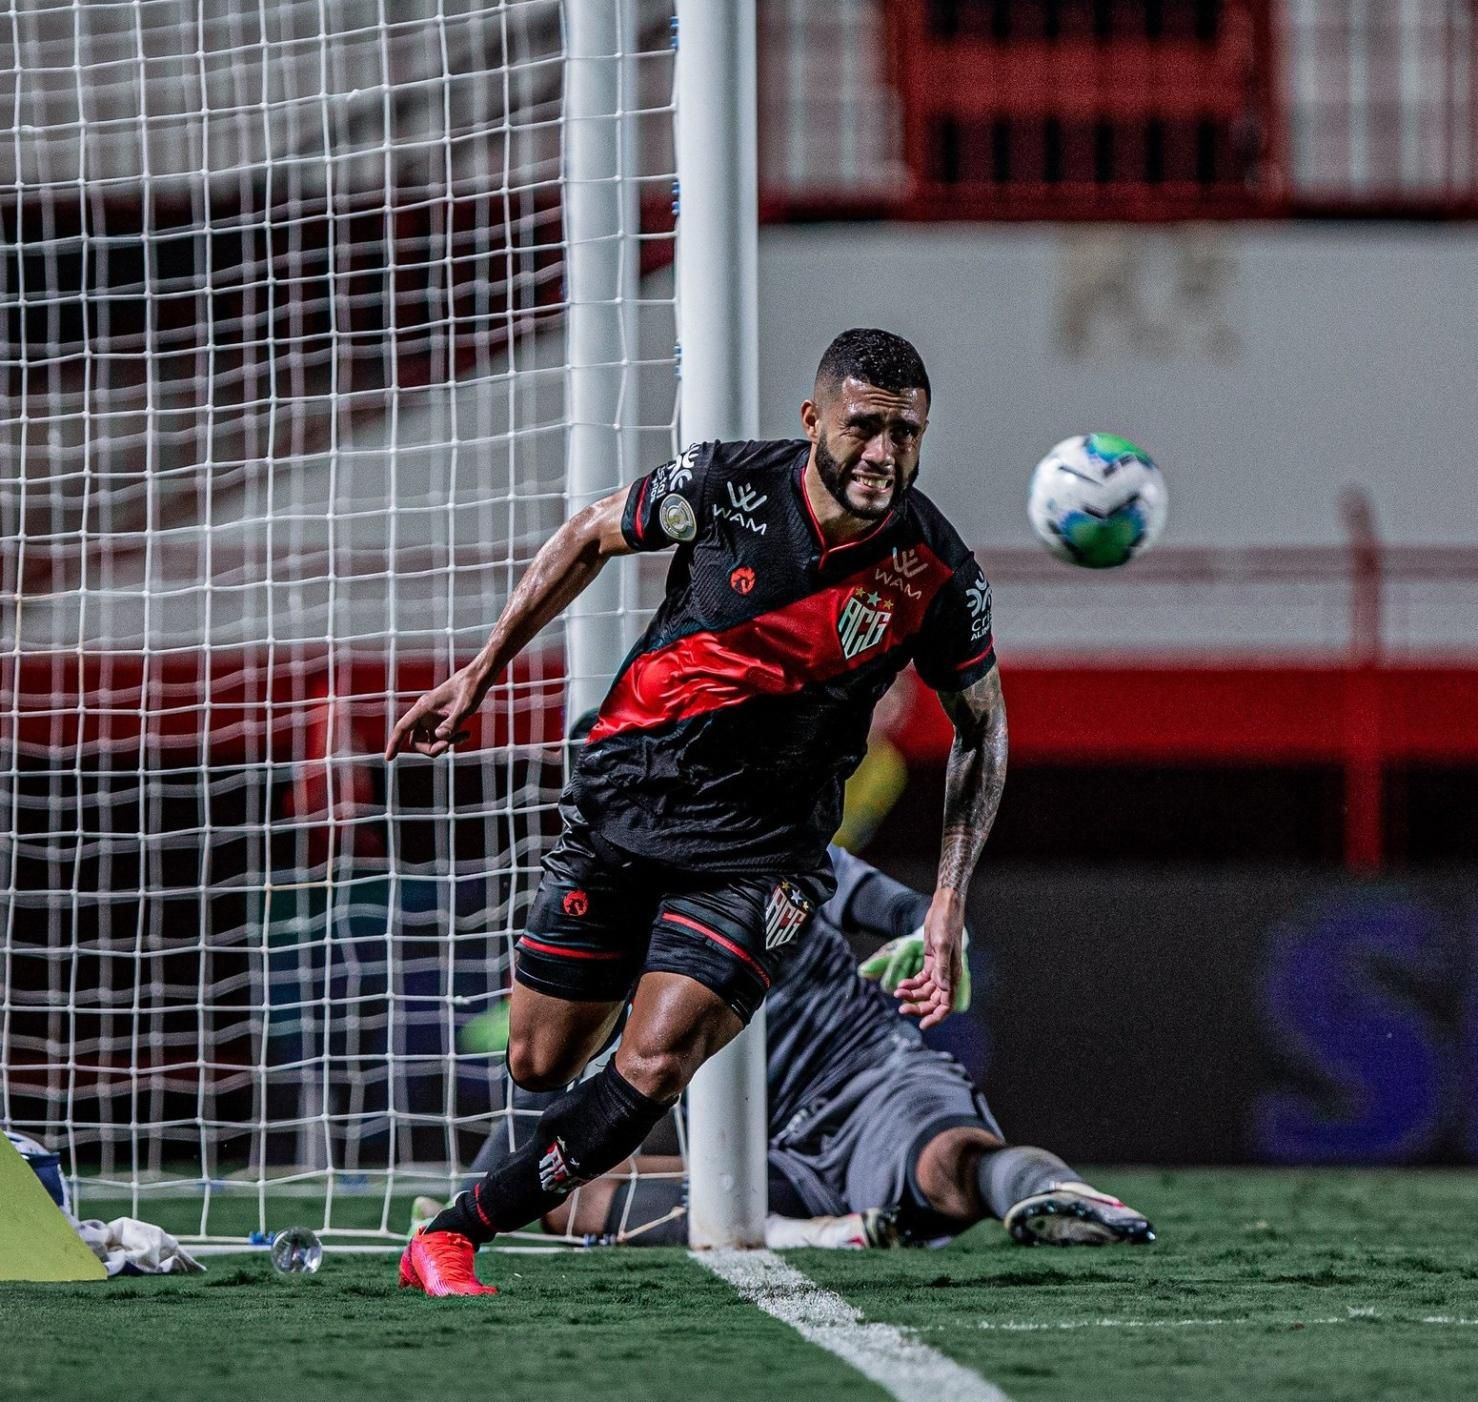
left=514, top=804, right=834, bottom=1023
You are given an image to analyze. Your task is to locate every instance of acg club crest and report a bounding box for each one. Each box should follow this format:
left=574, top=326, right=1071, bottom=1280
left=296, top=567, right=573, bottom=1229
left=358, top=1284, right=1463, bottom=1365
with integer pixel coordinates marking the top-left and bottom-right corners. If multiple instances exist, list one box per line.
left=837, top=587, right=895, bottom=661
left=764, top=881, right=815, bottom=952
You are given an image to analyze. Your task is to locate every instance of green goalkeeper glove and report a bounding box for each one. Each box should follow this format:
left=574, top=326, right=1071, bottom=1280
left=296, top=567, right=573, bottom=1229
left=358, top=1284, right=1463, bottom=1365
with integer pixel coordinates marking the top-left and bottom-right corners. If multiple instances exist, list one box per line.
left=858, top=927, right=972, bottom=1015
left=457, top=1002, right=511, bottom=1056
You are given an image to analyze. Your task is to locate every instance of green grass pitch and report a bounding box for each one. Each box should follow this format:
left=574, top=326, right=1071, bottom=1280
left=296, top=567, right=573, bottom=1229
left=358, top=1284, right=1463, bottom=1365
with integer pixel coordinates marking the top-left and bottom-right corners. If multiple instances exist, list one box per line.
left=5, top=1169, right=1478, bottom=1401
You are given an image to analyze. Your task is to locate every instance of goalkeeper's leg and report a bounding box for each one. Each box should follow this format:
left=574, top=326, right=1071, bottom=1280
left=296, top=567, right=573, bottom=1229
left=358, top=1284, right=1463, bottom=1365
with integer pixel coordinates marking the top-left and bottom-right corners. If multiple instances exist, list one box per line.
left=544, top=1131, right=1147, bottom=1253
left=537, top=1138, right=1146, bottom=1253
left=914, top=1127, right=1155, bottom=1246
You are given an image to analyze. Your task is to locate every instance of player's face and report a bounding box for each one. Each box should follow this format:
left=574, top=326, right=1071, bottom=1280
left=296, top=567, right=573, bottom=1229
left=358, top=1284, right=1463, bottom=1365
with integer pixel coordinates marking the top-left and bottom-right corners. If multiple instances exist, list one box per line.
left=804, top=379, right=929, bottom=521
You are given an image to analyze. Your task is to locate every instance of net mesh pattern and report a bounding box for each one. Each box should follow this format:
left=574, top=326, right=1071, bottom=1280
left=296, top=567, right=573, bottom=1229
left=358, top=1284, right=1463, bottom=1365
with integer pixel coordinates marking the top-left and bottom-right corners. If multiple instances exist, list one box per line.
left=2, top=0, right=678, bottom=1240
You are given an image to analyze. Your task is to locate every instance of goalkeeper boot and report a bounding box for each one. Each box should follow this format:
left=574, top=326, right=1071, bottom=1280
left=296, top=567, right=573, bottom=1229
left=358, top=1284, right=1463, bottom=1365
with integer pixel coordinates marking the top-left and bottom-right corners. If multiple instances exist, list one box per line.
left=398, top=1227, right=499, bottom=1296
left=1003, top=1183, right=1154, bottom=1247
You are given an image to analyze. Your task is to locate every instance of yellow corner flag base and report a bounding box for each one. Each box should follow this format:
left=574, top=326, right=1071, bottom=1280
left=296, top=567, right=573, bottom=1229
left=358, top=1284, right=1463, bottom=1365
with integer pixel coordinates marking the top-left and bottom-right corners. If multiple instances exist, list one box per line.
left=0, top=1135, right=106, bottom=1281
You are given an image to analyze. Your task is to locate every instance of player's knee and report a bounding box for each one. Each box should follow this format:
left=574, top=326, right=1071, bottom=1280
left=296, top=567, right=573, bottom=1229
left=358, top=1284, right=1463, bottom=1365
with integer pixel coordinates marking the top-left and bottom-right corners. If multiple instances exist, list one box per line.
left=506, top=1034, right=585, bottom=1092
left=915, top=1126, right=1002, bottom=1222
left=612, top=1045, right=689, bottom=1105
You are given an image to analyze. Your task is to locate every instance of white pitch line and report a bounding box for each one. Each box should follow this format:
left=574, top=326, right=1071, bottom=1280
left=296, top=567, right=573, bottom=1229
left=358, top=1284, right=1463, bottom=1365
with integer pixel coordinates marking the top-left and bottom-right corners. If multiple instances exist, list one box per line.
left=694, top=1248, right=1009, bottom=1402
left=966, top=1311, right=1478, bottom=1333
left=972, top=1317, right=1347, bottom=1333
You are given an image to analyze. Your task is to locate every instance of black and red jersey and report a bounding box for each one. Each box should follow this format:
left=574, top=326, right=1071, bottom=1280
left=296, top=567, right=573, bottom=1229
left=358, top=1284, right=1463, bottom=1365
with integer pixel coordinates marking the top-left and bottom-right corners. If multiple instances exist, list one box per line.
left=570, top=438, right=996, bottom=873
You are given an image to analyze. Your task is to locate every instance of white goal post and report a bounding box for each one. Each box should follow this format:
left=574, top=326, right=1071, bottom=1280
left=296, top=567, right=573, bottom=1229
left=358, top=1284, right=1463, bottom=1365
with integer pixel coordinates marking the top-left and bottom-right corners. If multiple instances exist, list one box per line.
left=2, top=0, right=762, bottom=1249
left=673, top=0, right=767, bottom=1250
left=566, top=0, right=767, bottom=1248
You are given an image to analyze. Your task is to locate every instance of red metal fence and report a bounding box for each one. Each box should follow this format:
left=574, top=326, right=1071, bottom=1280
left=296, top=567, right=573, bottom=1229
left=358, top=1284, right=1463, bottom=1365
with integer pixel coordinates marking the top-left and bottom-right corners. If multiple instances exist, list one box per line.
left=759, top=0, right=1478, bottom=220
left=9, top=534, right=1478, bottom=874
left=886, top=527, right=1478, bottom=872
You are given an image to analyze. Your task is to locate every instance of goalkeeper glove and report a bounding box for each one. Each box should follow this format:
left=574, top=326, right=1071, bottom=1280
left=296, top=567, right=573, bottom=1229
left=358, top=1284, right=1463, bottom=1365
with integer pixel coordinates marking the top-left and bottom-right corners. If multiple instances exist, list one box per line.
left=858, top=927, right=972, bottom=1015
left=457, top=1002, right=511, bottom=1056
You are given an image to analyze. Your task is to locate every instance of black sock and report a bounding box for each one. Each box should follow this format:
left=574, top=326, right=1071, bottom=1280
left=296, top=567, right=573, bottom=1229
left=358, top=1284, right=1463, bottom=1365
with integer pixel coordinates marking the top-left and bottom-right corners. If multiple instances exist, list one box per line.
left=429, top=1061, right=670, bottom=1244
left=975, top=1145, right=1075, bottom=1220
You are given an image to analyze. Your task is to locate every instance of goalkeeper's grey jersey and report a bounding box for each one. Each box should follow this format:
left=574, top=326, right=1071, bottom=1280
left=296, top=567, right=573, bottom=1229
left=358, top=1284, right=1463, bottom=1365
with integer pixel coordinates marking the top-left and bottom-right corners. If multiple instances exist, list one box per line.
left=766, top=846, right=932, bottom=1135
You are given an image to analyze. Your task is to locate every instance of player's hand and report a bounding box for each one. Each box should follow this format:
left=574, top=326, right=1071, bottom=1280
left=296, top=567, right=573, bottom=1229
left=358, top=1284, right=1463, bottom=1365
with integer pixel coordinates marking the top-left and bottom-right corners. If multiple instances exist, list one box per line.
left=859, top=927, right=971, bottom=1014
left=385, top=662, right=489, bottom=759
left=893, top=892, right=968, bottom=1030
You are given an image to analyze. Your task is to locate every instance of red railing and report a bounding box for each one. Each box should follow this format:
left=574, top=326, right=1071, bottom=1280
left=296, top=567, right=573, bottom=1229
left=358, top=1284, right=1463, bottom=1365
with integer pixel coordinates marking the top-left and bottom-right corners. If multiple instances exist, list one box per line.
left=9, top=527, right=1478, bottom=872
left=758, top=0, right=1478, bottom=221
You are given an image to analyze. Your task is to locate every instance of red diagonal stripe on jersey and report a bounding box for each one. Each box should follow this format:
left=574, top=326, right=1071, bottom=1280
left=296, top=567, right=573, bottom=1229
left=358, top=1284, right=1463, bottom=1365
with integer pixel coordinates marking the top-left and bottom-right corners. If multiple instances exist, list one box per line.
left=588, top=547, right=953, bottom=742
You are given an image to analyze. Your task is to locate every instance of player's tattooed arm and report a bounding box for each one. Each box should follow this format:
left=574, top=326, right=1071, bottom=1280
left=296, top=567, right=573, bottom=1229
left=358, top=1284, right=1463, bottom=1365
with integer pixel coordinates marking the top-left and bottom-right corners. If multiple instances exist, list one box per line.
left=936, top=667, right=1009, bottom=893
left=386, top=488, right=633, bottom=758
left=895, top=668, right=1007, bottom=1028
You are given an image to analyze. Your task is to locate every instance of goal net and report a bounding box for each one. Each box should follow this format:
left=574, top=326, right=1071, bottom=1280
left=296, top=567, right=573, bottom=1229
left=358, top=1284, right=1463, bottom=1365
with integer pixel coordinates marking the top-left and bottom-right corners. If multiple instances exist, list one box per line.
left=2, top=0, right=679, bottom=1244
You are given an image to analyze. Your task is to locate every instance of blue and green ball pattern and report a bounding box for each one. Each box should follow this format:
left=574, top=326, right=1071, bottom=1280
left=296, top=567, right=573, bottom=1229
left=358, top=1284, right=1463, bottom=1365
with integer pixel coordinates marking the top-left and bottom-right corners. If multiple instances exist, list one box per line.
left=1048, top=433, right=1160, bottom=568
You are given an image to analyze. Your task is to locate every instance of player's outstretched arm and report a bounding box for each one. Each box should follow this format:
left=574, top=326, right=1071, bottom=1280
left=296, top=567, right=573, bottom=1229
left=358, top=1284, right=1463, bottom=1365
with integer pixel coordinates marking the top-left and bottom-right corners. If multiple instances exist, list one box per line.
left=896, top=668, right=1007, bottom=1028
left=385, top=488, right=633, bottom=759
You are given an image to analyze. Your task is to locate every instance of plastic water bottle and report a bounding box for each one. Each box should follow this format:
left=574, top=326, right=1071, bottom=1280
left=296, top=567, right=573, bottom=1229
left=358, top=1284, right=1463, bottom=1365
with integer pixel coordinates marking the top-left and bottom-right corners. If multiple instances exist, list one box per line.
left=270, top=1226, right=323, bottom=1275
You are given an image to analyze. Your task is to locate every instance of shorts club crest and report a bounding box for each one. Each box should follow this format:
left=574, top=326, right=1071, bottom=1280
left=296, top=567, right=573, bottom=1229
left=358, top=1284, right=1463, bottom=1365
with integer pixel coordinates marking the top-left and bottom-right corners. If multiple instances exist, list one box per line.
left=764, top=880, right=816, bottom=951
left=562, top=889, right=589, bottom=918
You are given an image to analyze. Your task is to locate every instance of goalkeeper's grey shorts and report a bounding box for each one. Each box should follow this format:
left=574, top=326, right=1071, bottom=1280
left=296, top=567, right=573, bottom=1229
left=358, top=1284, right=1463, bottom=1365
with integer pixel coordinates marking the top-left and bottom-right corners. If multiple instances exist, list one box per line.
left=767, top=1033, right=1003, bottom=1244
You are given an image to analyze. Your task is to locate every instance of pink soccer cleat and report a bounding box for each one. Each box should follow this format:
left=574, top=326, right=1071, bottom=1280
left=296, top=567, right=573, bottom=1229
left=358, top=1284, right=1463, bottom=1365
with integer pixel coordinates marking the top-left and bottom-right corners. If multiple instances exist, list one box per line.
left=398, top=1228, right=499, bottom=1296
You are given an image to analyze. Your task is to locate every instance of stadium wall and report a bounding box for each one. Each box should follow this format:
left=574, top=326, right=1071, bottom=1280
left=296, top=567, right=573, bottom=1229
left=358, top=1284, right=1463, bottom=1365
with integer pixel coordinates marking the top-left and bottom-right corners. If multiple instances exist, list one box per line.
left=891, top=861, right=1478, bottom=1167
left=756, top=223, right=1478, bottom=551
left=14, top=226, right=1476, bottom=652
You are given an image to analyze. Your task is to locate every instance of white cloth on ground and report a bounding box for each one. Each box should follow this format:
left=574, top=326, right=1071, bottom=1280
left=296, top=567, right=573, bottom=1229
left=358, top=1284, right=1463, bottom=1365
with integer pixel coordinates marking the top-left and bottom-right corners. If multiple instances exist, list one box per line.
left=71, top=1216, right=206, bottom=1276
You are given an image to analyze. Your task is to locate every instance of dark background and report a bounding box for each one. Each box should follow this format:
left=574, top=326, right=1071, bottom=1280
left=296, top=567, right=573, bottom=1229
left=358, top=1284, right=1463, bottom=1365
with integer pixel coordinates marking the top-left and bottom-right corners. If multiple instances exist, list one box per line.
left=887, top=848, right=1477, bottom=1164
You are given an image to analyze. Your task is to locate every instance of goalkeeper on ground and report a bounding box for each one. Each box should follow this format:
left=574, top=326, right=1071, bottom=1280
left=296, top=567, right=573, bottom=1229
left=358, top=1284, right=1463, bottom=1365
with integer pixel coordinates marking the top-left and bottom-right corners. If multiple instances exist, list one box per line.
left=444, top=844, right=1153, bottom=1249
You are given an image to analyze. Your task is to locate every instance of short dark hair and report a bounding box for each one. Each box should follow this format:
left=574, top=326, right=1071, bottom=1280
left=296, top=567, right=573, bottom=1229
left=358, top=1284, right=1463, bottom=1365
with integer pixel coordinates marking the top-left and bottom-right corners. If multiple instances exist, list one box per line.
left=815, top=328, right=930, bottom=404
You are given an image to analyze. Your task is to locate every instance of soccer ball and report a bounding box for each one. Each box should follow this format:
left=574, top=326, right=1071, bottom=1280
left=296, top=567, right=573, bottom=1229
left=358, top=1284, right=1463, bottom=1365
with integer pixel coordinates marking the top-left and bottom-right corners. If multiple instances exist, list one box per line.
left=1027, top=433, right=1167, bottom=569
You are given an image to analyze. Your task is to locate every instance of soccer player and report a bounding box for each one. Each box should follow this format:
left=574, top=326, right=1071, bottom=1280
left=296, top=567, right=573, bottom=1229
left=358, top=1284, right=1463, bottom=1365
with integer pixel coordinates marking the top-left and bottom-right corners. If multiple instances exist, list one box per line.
left=445, top=845, right=1154, bottom=1251
left=388, top=329, right=1006, bottom=1295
